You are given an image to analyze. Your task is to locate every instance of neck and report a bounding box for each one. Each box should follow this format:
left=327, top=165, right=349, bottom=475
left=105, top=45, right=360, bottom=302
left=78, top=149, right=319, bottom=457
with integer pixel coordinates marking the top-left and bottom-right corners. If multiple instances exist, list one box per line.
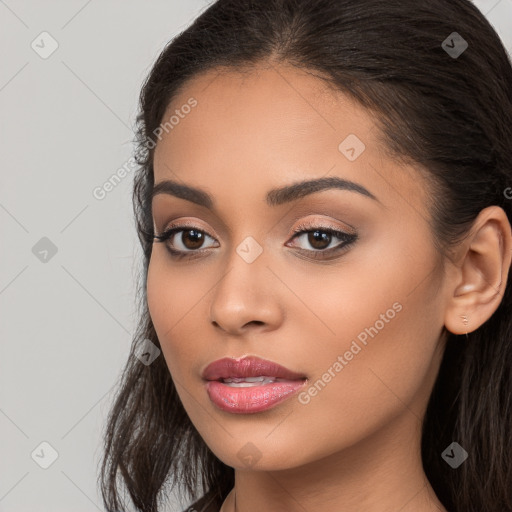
left=221, top=410, right=447, bottom=512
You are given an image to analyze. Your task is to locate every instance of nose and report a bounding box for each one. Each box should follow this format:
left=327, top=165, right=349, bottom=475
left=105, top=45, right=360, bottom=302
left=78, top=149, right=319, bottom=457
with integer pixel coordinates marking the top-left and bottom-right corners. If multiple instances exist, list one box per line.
left=209, top=246, right=285, bottom=336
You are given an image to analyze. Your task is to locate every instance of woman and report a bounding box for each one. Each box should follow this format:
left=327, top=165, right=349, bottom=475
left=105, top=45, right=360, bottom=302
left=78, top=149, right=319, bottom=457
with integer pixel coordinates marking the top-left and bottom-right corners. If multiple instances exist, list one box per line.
left=99, top=1, right=512, bottom=511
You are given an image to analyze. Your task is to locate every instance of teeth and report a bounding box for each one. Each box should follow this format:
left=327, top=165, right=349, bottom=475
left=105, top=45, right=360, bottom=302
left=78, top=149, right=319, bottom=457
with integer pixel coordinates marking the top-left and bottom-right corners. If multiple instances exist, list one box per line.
left=223, top=376, right=276, bottom=383
left=222, top=376, right=277, bottom=387
left=222, top=380, right=276, bottom=387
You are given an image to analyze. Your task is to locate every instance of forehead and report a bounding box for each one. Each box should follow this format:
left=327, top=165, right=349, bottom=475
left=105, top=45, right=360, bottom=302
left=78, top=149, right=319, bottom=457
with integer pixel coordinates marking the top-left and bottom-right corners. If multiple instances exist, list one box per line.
left=153, top=63, right=431, bottom=216
left=156, top=63, right=378, bottom=161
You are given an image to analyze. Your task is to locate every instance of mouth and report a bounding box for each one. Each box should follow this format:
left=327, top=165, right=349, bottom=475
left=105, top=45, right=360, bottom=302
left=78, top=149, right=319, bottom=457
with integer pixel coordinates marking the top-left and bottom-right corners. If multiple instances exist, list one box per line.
left=202, top=355, right=307, bottom=414
left=202, top=355, right=307, bottom=381
left=218, top=376, right=294, bottom=387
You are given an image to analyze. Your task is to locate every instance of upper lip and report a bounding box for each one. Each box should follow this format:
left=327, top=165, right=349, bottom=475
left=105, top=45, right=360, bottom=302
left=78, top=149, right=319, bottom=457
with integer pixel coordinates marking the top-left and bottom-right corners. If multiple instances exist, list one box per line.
left=202, top=355, right=307, bottom=381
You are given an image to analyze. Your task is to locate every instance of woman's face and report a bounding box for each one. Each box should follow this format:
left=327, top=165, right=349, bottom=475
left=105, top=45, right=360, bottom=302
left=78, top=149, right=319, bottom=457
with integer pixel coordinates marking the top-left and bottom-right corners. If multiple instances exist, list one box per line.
left=147, top=64, right=450, bottom=471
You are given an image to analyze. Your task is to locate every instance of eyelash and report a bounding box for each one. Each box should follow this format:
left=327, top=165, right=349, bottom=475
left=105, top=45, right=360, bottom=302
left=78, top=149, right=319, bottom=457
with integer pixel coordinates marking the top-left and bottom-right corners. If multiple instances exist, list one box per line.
left=153, top=221, right=358, bottom=261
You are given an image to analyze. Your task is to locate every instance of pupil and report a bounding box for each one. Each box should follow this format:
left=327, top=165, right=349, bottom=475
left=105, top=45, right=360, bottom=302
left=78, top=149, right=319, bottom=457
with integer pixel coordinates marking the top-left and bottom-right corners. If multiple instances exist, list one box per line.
left=183, top=229, right=204, bottom=249
left=309, top=230, right=331, bottom=249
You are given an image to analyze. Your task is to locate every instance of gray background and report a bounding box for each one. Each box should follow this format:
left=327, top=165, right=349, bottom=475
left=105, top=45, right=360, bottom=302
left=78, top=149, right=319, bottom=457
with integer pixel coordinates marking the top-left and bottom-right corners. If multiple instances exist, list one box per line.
left=0, top=1, right=511, bottom=511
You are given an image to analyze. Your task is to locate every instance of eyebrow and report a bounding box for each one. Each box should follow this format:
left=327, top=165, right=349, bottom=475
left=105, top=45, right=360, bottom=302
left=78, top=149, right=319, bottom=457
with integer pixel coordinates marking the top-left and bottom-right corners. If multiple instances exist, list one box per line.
left=151, top=176, right=378, bottom=209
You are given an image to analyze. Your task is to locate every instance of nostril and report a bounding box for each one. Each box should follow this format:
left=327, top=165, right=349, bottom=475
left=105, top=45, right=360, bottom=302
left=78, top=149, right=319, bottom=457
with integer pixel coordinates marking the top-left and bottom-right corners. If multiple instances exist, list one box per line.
left=245, top=320, right=264, bottom=327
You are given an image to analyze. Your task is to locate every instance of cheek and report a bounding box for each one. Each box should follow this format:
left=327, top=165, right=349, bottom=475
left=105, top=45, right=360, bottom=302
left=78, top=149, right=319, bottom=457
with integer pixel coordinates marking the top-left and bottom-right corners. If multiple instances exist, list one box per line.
left=146, top=252, right=214, bottom=377
left=279, top=241, right=444, bottom=442
left=283, top=305, right=443, bottom=468
left=146, top=255, right=189, bottom=364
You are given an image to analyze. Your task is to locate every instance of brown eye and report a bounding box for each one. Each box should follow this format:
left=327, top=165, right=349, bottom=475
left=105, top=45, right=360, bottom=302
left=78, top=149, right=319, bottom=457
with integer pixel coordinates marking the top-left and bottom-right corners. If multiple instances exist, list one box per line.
left=153, top=225, right=218, bottom=256
left=291, top=226, right=356, bottom=252
left=179, top=229, right=206, bottom=250
left=306, top=230, right=333, bottom=250
left=287, top=223, right=358, bottom=260
left=153, top=222, right=357, bottom=262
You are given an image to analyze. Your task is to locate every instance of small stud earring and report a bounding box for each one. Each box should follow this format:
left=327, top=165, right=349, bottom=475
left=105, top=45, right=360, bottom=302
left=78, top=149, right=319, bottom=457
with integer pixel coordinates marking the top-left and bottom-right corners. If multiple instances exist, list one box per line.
left=461, top=315, right=469, bottom=339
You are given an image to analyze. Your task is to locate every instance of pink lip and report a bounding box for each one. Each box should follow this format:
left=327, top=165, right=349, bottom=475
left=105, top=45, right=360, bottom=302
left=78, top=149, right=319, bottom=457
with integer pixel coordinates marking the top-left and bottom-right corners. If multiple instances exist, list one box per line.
left=202, top=356, right=308, bottom=414
left=202, top=355, right=307, bottom=381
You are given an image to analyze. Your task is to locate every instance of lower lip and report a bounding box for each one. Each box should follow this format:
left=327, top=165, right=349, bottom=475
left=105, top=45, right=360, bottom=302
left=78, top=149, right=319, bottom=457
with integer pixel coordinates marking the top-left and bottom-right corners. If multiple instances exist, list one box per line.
left=205, top=380, right=307, bottom=414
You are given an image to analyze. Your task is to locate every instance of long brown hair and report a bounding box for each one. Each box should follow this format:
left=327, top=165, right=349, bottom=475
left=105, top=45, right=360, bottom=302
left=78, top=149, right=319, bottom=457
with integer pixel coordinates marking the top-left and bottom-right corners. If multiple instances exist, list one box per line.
left=99, top=1, right=512, bottom=510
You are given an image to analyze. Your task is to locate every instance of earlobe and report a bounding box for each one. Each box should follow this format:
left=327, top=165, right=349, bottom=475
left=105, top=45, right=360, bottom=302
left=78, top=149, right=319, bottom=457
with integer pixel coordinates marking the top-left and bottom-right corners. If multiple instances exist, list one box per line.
left=444, top=206, right=512, bottom=336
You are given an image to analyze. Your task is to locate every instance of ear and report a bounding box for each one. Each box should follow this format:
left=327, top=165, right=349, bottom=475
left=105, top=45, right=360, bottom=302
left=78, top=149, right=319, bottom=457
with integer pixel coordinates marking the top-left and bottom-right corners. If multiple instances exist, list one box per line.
left=444, top=206, right=512, bottom=335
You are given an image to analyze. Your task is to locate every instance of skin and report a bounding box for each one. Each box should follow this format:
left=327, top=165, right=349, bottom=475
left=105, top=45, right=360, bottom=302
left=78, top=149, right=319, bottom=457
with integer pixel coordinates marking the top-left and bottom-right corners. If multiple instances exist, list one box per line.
left=146, top=62, right=512, bottom=512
